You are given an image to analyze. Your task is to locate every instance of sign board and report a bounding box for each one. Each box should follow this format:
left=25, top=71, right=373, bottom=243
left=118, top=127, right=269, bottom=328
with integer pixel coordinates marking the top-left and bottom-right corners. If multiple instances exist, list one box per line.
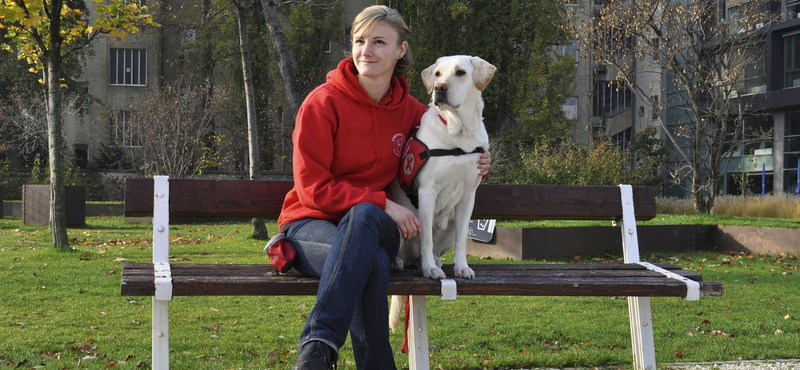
left=468, top=219, right=496, bottom=242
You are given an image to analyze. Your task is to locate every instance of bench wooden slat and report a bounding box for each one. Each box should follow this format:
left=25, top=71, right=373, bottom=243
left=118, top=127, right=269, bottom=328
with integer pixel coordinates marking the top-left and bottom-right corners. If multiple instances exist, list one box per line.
left=121, top=263, right=723, bottom=298
left=124, top=178, right=657, bottom=221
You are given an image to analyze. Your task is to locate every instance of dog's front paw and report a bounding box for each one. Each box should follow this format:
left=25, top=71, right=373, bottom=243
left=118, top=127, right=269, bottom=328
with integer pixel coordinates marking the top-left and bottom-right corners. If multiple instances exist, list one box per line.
left=454, top=266, right=475, bottom=279
left=423, top=267, right=447, bottom=280
left=392, top=257, right=405, bottom=271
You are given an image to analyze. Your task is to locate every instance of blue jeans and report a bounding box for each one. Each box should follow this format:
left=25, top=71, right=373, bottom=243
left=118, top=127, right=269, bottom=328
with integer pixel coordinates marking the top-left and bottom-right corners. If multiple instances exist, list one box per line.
left=284, top=203, right=400, bottom=370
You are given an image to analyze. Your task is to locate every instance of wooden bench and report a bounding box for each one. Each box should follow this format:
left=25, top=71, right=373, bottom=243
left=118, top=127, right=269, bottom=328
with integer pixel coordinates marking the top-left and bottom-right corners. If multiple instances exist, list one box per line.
left=121, top=176, right=723, bottom=370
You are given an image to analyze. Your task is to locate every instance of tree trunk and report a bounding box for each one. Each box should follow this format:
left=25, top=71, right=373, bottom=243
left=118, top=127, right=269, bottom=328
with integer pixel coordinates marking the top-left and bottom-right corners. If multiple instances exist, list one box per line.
left=236, top=0, right=269, bottom=240
left=45, top=1, right=70, bottom=250
left=259, top=0, right=302, bottom=171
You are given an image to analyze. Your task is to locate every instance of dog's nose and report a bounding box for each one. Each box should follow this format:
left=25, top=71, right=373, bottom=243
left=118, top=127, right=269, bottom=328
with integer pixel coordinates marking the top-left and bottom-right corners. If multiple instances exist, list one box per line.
left=434, top=83, right=448, bottom=92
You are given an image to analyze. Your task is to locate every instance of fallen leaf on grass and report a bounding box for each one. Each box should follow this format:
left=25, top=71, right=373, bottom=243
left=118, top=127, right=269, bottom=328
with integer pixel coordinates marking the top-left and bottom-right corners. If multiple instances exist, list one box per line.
left=73, top=343, right=98, bottom=354
left=40, top=352, right=62, bottom=360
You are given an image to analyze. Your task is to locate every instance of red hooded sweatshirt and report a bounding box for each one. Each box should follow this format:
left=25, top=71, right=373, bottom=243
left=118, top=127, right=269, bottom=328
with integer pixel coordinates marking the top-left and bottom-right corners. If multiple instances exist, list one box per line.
left=278, top=59, right=428, bottom=228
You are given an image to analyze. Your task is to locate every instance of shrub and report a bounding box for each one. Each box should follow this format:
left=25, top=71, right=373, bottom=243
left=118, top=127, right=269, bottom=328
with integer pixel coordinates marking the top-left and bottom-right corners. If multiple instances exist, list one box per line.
left=657, top=194, right=800, bottom=219
left=491, top=128, right=667, bottom=187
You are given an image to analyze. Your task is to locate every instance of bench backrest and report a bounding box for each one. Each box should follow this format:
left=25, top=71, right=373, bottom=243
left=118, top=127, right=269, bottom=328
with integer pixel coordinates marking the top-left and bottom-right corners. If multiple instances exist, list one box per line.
left=125, top=178, right=656, bottom=221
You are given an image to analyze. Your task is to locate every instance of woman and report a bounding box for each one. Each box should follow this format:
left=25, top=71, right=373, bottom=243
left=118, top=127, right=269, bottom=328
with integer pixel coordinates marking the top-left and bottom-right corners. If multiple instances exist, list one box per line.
left=274, top=5, right=491, bottom=370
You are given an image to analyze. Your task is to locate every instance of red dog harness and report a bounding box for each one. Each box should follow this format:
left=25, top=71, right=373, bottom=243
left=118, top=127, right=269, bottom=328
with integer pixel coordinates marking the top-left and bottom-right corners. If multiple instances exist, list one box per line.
left=398, top=124, right=485, bottom=208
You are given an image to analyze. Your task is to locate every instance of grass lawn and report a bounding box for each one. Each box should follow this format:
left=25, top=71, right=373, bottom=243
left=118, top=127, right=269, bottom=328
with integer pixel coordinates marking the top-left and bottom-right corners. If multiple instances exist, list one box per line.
left=1, top=215, right=798, bottom=369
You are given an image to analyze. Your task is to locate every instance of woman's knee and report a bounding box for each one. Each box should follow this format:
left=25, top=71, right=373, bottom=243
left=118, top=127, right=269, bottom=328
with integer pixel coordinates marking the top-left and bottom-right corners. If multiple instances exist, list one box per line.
left=342, top=203, right=400, bottom=260
left=347, top=203, right=387, bottom=224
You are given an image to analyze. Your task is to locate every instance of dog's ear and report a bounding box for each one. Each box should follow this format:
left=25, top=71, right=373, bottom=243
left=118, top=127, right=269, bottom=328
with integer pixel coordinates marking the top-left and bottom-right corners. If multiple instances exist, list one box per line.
left=421, top=63, right=437, bottom=95
left=470, top=57, right=496, bottom=91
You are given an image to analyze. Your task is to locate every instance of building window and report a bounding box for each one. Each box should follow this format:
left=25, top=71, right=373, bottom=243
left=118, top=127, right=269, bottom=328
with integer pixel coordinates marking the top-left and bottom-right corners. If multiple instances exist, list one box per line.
left=109, top=110, right=142, bottom=148
left=784, top=110, right=800, bottom=192
left=613, top=127, right=631, bottom=150
left=787, top=0, right=800, bottom=20
left=593, top=80, right=632, bottom=117
left=110, top=48, right=147, bottom=86
left=785, top=33, right=800, bottom=88
left=562, top=97, right=578, bottom=120
left=744, top=44, right=767, bottom=94
left=74, top=144, right=88, bottom=168
left=562, top=40, right=579, bottom=63
left=651, top=95, right=659, bottom=119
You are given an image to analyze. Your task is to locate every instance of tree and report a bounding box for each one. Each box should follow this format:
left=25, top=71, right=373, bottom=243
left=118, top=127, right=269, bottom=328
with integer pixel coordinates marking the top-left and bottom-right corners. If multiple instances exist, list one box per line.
left=259, top=0, right=301, bottom=171
left=582, top=0, right=776, bottom=213
left=1, top=0, right=157, bottom=249
left=231, top=0, right=269, bottom=239
left=0, top=86, right=88, bottom=166
left=106, top=78, right=231, bottom=179
left=393, top=0, right=577, bottom=142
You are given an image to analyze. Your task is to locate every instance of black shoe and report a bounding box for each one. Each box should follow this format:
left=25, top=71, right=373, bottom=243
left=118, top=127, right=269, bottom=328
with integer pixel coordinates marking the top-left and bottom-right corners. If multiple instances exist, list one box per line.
left=291, top=341, right=337, bottom=370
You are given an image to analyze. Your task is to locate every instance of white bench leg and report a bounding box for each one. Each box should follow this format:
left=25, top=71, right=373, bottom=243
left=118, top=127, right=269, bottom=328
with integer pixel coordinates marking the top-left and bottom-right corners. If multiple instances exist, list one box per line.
left=152, top=176, right=171, bottom=369
left=617, top=185, right=657, bottom=370
left=153, top=299, right=170, bottom=370
left=407, top=295, right=430, bottom=370
left=628, top=296, right=656, bottom=370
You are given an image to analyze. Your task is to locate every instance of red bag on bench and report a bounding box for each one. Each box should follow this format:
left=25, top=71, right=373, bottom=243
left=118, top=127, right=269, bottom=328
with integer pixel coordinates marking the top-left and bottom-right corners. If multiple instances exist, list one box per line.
left=265, top=233, right=296, bottom=273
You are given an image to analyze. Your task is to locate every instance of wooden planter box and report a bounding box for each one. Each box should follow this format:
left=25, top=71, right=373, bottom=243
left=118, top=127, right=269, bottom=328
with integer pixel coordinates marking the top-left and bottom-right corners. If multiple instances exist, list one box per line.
left=22, top=185, right=86, bottom=227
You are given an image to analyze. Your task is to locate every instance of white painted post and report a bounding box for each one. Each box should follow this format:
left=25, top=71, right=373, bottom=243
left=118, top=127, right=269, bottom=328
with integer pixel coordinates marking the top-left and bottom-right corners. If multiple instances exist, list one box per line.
left=618, top=184, right=656, bottom=370
left=407, top=295, right=430, bottom=370
left=152, top=176, right=171, bottom=370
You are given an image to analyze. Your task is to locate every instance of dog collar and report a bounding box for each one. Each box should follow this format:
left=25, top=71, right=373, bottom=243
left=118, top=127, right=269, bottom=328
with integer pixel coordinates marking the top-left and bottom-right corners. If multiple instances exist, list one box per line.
left=438, top=115, right=447, bottom=125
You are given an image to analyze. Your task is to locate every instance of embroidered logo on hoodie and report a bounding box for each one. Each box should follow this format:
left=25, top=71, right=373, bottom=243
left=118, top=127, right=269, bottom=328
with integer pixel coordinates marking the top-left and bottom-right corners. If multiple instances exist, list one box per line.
left=392, top=132, right=406, bottom=157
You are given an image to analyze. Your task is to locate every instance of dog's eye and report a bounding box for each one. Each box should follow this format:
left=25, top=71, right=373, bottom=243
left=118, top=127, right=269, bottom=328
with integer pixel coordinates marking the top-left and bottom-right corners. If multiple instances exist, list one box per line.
left=435, top=71, right=441, bottom=77
left=456, top=69, right=466, bottom=76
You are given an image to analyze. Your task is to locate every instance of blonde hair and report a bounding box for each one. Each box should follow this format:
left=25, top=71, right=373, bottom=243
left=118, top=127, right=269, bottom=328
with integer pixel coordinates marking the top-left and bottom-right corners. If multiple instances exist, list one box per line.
left=348, top=5, right=412, bottom=76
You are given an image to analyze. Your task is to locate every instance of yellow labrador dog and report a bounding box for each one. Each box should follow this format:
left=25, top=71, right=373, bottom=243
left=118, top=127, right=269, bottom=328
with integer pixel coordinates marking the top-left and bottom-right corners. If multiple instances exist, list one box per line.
left=391, top=55, right=496, bottom=279
left=389, top=55, right=495, bottom=334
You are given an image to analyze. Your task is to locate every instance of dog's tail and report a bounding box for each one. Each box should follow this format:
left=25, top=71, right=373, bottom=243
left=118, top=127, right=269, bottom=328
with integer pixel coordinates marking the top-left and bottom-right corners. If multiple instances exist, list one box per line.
left=388, top=294, right=405, bottom=332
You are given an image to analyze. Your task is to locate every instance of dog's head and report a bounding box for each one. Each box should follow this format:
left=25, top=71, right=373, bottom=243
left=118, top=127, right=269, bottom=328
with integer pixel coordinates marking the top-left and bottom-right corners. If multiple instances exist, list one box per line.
left=421, top=55, right=496, bottom=109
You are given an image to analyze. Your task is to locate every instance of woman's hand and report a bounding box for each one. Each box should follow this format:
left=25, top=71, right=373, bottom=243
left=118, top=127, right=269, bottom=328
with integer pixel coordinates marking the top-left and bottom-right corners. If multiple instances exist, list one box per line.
left=478, top=150, right=492, bottom=179
left=385, top=199, right=421, bottom=240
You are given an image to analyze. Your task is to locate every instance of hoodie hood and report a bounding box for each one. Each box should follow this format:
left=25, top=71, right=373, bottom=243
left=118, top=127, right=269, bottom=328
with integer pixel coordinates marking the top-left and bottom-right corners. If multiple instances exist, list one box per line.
left=327, top=59, right=411, bottom=110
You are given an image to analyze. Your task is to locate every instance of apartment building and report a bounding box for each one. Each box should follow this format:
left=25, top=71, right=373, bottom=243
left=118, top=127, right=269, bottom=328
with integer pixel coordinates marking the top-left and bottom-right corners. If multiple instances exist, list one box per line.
left=64, top=0, right=373, bottom=170
left=574, top=0, right=800, bottom=197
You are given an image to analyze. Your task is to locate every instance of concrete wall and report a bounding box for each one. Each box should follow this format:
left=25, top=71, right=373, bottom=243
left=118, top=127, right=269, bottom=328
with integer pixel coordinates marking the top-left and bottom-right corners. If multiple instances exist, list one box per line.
left=4, top=202, right=123, bottom=218
left=467, top=224, right=800, bottom=260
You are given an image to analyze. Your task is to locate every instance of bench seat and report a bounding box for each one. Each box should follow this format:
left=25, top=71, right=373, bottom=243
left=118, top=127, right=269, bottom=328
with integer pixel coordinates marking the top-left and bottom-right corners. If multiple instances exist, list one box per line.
left=122, top=262, right=723, bottom=298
